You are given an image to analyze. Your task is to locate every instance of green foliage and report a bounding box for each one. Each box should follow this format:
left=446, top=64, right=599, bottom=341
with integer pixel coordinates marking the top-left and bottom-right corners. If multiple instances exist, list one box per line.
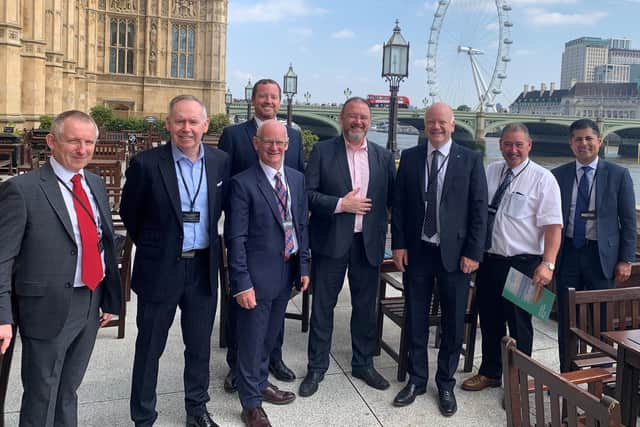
left=105, top=117, right=148, bottom=132
left=456, top=104, right=471, bottom=112
left=207, top=113, right=230, bottom=135
left=38, top=115, right=54, bottom=130
left=301, top=129, right=319, bottom=160
left=90, top=105, right=115, bottom=128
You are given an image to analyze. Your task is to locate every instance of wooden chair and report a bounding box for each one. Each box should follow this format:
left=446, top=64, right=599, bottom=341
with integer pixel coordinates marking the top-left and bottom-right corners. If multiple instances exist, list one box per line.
left=0, top=325, right=16, bottom=427
left=615, top=342, right=640, bottom=427
left=376, top=264, right=478, bottom=381
left=502, top=336, right=621, bottom=427
left=85, top=160, right=123, bottom=213
left=0, top=147, right=15, bottom=175
left=102, top=227, right=132, bottom=338
left=93, top=142, right=126, bottom=162
left=16, top=144, right=40, bottom=175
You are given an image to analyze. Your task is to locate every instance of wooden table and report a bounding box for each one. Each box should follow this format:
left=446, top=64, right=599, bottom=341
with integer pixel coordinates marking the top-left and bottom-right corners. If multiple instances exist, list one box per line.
left=603, top=329, right=640, bottom=427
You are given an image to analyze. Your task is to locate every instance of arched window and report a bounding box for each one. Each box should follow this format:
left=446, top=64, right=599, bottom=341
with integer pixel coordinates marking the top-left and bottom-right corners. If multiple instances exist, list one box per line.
left=171, top=24, right=195, bottom=78
left=109, top=19, right=135, bottom=74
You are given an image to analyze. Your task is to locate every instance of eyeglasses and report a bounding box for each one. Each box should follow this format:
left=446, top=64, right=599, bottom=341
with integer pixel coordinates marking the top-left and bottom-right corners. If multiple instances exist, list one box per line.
left=259, top=138, right=288, bottom=147
left=500, top=141, right=528, bottom=149
left=343, top=113, right=370, bottom=121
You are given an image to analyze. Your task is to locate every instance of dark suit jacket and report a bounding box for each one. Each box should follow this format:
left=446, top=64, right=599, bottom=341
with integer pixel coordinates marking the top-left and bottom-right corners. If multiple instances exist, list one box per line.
left=552, top=159, right=636, bottom=279
left=218, top=119, right=305, bottom=176
left=391, top=142, right=488, bottom=272
left=119, top=143, right=230, bottom=302
left=227, top=164, right=310, bottom=300
left=305, top=136, right=395, bottom=266
left=0, top=162, right=121, bottom=339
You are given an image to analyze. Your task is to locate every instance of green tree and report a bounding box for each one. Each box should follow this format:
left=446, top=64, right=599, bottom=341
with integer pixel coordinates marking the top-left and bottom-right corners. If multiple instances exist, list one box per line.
left=301, top=129, right=319, bottom=160
left=38, top=115, right=54, bottom=130
left=207, top=113, right=230, bottom=134
left=90, top=105, right=115, bottom=128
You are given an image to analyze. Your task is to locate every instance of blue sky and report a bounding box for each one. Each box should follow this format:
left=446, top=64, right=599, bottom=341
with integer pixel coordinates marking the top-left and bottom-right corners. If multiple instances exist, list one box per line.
left=226, top=0, right=640, bottom=109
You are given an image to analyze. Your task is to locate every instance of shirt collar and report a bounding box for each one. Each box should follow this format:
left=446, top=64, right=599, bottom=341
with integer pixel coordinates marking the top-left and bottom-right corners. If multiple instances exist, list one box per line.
left=575, top=157, right=599, bottom=172
left=510, top=158, right=530, bottom=175
left=259, top=160, right=285, bottom=182
left=428, top=139, right=452, bottom=158
left=49, top=156, right=85, bottom=183
left=344, top=137, right=368, bottom=152
left=171, top=142, right=204, bottom=164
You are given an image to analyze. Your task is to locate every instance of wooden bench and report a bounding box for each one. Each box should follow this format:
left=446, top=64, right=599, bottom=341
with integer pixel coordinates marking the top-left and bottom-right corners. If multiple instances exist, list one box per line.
left=502, top=336, right=620, bottom=427
left=93, top=142, right=126, bottom=161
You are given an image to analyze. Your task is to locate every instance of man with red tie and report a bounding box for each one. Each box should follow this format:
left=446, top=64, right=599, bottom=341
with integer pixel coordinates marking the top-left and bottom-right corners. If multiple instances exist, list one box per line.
left=0, top=110, right=121, bottom=426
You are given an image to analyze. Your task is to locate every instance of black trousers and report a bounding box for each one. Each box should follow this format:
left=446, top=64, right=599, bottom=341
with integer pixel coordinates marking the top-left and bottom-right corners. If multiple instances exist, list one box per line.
left=556, top=240, right=612, bottom=372
left=130, top=252, right=216, bottom=427
left=404, top=242, right=469, bottom=392
left=307, top=233, right=380, bottom=373
left=476, top=253, right=540, bottom=379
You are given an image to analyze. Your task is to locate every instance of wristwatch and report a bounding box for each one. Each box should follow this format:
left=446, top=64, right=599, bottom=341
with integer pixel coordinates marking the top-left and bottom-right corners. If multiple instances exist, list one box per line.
left=541, top=261, right=555, bottom=271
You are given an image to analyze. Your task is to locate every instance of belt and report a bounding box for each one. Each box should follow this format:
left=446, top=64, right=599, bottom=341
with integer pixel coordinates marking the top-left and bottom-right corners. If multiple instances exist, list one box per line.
left=180, top=248, right=209, bottom=259
left=565, top=238, right=598, bottom=247
left=485, top=252, right=540, bottom=262
left=421, top=240, right=439, bottom=248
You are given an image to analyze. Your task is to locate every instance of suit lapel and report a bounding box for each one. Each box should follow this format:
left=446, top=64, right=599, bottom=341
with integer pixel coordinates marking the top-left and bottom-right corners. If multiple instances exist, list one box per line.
left=559, top=164, right=575, bottom=223
left=418, top=143, right=427, bottom=203
left=256, top=166, right=284, bottom=230
left=39, top=162, right=75, bottom=242
left=204, top=146, right=218, bottom=234
left=243, top=119, right=259, bottom=162
left=158, top=143, right=183, bottom=225
left=595, top=159, right=608, bottom=213
left=365, top=143, right=378, bottom=199
left=440, top=142, right=460, bottom=201
left=335, top=137, right=353, bottom=192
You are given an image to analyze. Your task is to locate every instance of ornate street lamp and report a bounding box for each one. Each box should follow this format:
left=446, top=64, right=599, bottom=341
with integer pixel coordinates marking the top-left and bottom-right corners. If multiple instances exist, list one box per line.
left=283, top=64, right=298, bottom=127
left=225, top=88, right=233, bottom=117
left=343, top=87, right=352, bottom=100
left=304, top=91, right=311, bottom=105
left=422, top=97, right=428, bottom=109
left=244, top=79, right=253, bottom=120
left=382, top=19, right=409, bottom=159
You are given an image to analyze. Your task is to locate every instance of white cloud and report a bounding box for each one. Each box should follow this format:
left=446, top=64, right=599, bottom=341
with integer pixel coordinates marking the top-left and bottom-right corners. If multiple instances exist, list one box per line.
left=229, top=0, right=327, bottom=23
left=331, top=29, right=355, bottom=39
left=289, top=27, right=313, bottom=37
left=511, top=0, right=577, bottom=3
left=367, top=44, right=383, bottom=56
left=525, top=8, right=607, bottom=26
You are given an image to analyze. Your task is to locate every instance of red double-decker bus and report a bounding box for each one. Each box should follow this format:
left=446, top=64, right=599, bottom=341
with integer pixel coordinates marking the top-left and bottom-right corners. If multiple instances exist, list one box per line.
left=366, top=94, right=411, bottom=108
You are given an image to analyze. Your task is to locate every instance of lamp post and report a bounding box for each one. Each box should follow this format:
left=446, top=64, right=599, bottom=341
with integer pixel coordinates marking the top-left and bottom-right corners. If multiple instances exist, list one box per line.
left=304, top=91, right=311, bottom=105
left=422, top=97, right=428, bottom=109
left=283, top=64, right=298, bottom=127
left=343, top=87, right=352, bottom=100
left=225, top=88, right=233, bottom=117
left=382, top=19, right=409, bottom=159
left=244, top=79, right=253, bottom=120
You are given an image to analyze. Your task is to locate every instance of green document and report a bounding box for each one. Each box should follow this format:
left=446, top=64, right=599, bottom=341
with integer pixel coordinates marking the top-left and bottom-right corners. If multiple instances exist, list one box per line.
left=502, top=267, right=556, bottom=320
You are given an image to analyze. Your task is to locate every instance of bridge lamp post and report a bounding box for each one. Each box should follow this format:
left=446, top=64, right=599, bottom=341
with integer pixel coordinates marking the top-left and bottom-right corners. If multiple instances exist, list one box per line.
left=304, top=91, right=311, bottom=105
left=283, top=64, right=298, bottom=127
left=244, top=79, right=253, bottom=121
left=382, top=19, right=409, bottom=160
left=224, top=88, right=233, bottom=117
left=343, top=87, right=352, bottom=100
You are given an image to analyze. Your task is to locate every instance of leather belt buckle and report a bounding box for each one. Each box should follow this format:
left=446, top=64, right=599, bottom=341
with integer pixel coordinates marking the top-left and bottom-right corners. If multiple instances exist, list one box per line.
left=181, top=250, right=196, bottom=259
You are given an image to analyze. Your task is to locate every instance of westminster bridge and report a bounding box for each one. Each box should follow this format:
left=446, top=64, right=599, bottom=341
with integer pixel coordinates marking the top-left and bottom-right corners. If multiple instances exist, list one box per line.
left=229, top=103, right=640, bottom=156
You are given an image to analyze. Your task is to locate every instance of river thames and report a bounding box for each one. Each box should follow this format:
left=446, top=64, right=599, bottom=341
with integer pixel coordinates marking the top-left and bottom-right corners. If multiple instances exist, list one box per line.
left=367, top=130, right=640, bottom=202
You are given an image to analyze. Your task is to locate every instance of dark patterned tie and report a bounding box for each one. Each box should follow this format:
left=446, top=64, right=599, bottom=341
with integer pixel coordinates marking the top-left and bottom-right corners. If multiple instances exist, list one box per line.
left=71, top=174, right=103, bottom=290
left=274, top=172, right=294, bottom=257
left=573, top=166, right=592, bottom=248
left=485, top=169, right=513, bottom=250
left=423, top=150, right=439, bottom=238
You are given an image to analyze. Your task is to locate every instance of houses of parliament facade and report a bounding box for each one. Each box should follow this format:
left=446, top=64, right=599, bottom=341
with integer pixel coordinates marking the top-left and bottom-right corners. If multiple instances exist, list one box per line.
left=0, top=0, right=228, bottom=125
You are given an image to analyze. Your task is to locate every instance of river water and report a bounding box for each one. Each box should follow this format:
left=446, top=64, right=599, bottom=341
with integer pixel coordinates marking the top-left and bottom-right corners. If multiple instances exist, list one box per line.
left=367, top=130, right=640, bottom=202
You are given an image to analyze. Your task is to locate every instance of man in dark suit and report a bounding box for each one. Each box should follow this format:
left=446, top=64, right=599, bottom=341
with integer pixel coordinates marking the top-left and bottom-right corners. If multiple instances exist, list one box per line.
left=227, top=119, right=310, bottom=427
left=218, top=78, right=304, bottom=392
left=120, top=95, right=229, bottom=427
left=391, top=102, right=488, bottom=415
left=552, top=118, right=636, bottom=372
left=299, top=97, right=395, bottom=397
left=0, top=110, right=121, bottom=426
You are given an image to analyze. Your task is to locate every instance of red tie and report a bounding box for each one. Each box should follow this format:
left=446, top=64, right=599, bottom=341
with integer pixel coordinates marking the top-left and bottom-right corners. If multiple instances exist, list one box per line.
left=71, top=174, right=103, bottom=290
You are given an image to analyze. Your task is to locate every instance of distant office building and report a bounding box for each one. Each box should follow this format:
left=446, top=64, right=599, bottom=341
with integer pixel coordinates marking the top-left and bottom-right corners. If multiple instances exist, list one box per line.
left=594, top=64, right=630, bottom=83
left=610, top=48, right=640, bottom=65
left=631, top=65, right=640, bottom=84
left=609, top=38, right=631, bottom=50
left=510, top=82, right=639, bottom=120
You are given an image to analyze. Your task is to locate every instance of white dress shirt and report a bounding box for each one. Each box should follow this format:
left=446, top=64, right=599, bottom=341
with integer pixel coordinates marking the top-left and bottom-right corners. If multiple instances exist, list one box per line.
left=422, top=139, right=452, bottom=244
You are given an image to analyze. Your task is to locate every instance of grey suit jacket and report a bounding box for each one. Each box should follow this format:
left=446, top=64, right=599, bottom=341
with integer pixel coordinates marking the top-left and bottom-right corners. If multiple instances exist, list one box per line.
left=0, top=162, right=121, bottom=339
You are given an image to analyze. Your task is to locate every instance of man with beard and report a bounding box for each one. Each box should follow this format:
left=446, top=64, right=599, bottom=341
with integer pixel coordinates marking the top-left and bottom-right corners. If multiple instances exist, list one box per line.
left=461, top=123, right=562, bottom=398
left=299, top=97, right=395, bottom=397
left=219, top=79, right=304, bottom=392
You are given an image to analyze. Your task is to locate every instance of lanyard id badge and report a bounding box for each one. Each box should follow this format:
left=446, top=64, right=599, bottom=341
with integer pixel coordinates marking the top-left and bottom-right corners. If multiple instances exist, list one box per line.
left=182, top=211, right=201, bottom=223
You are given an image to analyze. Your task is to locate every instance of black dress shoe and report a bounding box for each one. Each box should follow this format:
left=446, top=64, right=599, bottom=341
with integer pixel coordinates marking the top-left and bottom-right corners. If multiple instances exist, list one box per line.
left=352, top=366, right=390, bottom=390
left=268, top=359, right=295, bottom=382
left=298, top=371, right=324, bottom=397
left=438, top=389, right=457, bottom=417
left=241, top=406, right=272, bottom=427
left=224, top=370, right=237, bottom=393
left=261, top=383, right=296, bottom=405
left=186, top=411, right=219, bottom=427
left=393, top=383, right=426, bottom=407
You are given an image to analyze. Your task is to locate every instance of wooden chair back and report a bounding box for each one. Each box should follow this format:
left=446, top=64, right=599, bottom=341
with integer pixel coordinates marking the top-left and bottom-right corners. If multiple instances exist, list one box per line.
left=85, top=160, right=123, bottom=212
left=0, top=147, right=15, bottom=175
left=502, top=337, right=621, bottom=427
left=93, top=142, right=126, bottom=161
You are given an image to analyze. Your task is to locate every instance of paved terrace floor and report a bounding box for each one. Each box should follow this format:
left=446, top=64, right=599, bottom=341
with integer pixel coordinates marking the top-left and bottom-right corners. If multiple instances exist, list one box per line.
left=3, top=276, right=562, bottom=427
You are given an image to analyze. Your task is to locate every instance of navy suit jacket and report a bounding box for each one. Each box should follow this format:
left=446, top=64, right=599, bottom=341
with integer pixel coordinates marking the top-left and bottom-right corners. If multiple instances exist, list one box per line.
left=227, top=164, right=310, bottom=300
left=552, top=159, right=636, bottom=279
left=305, top=136, right=395, bottom=267
left=218, top=119, right=304, bottom=176
left=391, top=142, right=488, bottom=272
left=120, top=143, right=230, bottom=302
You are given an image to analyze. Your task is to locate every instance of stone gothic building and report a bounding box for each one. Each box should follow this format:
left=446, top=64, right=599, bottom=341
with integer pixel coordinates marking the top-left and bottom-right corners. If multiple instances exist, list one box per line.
left=0, top=0, right=228, bottom=125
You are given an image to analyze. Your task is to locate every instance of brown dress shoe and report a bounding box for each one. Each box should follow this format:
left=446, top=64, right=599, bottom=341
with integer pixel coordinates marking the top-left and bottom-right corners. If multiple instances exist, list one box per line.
left=461, top=374, right=501, bottom=391
left=261, top=383, right=296, bottom=405
left=241, top=406, right=272, bottom=427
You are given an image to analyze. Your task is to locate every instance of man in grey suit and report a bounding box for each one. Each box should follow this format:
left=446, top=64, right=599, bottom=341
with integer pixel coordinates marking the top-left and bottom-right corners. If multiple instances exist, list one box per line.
left=552, top=118, right=636, bottom=372
left=299, top=97, right=395, bottom=397
left=0, top=110, right=121, bottom=426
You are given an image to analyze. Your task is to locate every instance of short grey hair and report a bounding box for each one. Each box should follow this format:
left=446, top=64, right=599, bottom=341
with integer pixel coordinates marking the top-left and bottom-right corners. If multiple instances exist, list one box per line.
left=168, top=94, right=208, bottom=118
left=500, top=123, right=531, bottom=141
left=50, top=110, right=99, bottom=140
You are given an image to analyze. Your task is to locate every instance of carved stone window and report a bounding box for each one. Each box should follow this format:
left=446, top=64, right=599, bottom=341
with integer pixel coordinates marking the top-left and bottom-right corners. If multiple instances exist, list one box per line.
left=109, top=19, right=135, bottom=74
left=171, top=24, right=195, bottom=79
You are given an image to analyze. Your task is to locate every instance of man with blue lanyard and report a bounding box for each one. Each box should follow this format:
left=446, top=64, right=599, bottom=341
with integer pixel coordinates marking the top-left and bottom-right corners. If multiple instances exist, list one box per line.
left=120, top=95, right=230, bottom=427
